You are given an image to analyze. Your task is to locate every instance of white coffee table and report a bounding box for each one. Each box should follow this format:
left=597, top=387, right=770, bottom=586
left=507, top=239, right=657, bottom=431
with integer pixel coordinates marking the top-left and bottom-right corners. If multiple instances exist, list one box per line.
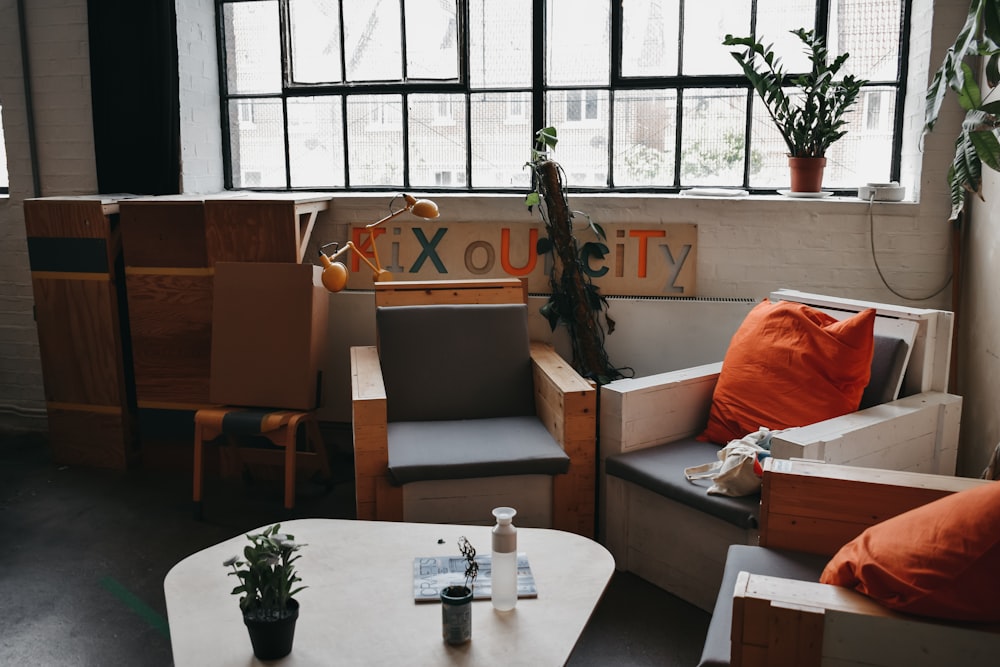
left=164, top=519, right=614, bottom=666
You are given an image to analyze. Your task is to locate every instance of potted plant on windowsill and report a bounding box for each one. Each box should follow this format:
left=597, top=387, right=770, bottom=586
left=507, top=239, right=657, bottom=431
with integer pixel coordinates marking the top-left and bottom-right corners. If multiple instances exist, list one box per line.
left=224, top=524, right=306, bottom=661
left=723, top=28, right=867, bottom=192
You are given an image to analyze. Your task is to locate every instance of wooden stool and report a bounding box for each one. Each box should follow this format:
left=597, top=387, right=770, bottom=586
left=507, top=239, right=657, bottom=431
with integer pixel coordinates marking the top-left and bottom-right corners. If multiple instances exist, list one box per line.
left=192, top=407, right=331, bottom=517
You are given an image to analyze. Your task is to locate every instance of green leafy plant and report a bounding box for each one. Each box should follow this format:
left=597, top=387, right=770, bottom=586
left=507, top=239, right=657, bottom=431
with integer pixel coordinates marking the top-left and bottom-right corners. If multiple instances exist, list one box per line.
left=924, top=0, right=1000, bottom=220
left=224, top=524, right=306, bottom=621
left=525, top=126, right=625, bottom=385
left=723, top=28, right=867, bottom=158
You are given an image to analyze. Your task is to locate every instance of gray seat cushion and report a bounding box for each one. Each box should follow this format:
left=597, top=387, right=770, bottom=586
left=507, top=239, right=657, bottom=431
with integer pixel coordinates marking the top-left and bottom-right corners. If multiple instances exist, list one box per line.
left=377, top=303, right=536, bottom=422
left=698, top=545, right=829, bottom=667
left=387, top=416, right=570, bottom=484
left=604, top=438, right=761, bottom=529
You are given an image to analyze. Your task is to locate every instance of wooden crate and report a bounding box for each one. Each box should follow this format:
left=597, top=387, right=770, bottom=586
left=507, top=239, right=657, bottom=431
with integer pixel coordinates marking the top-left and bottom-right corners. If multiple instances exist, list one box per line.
left=24, top=196, right=139, bottom=469
left=204, top=194, right=330, bottom=264
left=120, top=196, right=215, bottom=410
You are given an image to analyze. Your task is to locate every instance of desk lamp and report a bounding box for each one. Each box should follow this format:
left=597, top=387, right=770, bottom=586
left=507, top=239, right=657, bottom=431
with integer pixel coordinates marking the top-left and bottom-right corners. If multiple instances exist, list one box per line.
left=318, top=193, right=439, bottom=292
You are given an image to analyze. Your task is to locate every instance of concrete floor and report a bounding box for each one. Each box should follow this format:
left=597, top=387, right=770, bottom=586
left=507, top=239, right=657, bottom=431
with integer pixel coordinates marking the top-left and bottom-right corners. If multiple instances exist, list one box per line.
left=0, top=430, right=709, bottom=666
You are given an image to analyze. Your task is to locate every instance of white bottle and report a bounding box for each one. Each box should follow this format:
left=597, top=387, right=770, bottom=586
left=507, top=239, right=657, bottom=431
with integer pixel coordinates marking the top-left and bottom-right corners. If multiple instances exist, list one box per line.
left=491, top=506, right=518, bottom=611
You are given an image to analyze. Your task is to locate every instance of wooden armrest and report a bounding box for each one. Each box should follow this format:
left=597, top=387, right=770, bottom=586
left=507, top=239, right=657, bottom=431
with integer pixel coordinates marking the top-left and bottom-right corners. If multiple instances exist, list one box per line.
left=759, top=458, right=988, bottom=555
left=530, top=341, right=595, bottom=444
left=599, top=362, right=721, bottom=458
left=732, top=573, right=1000, bottom=667
left=350, top=345, right=390, bottom=520
left=770, top=391, right=962, bottom=475
left=530, top=341, right=597, bottom=537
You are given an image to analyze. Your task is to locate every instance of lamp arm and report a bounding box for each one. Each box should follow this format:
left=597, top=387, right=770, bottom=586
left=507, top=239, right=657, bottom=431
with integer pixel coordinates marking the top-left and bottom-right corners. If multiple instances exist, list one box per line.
left=364, top=206, right=409, bottom=271
left=327, top=241, right=382, bottom=276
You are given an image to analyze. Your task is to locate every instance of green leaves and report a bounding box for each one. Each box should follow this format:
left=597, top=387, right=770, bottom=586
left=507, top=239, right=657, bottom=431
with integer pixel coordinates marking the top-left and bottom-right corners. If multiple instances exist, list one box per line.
left=924, top=0, right=1000, bottom=220
left=723, top=28, right=867, bottom=158
left=223, top=523, right=307, bottom=615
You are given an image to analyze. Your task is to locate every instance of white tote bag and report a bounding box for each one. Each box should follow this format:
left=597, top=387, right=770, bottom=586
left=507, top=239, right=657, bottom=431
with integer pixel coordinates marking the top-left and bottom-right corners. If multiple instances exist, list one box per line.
left=683, top=428, right=778, bottom=497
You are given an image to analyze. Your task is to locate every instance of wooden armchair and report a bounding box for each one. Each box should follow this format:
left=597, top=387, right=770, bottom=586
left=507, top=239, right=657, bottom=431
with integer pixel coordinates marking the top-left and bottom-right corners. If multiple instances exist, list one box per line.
left=700, top=459, right=1000, bottom=667
left=351, top=280, right=597, bottom=537
left=600, top=289, right=962, bottom=610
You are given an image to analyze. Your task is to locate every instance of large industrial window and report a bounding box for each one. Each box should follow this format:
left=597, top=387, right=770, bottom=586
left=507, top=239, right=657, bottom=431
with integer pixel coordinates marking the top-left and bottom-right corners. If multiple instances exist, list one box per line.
left=217, top=0, right=908, bottom=194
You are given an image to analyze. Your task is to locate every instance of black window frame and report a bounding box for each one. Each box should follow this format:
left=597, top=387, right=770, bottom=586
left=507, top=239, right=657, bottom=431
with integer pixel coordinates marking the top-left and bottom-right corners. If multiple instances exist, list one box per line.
left=216, top=0, right=911, bottom=195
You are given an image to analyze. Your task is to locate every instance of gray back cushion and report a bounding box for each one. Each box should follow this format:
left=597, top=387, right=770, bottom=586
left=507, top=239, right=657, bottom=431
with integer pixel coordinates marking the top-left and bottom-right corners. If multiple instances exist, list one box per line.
left=377, top=303, right=536, bottom=422
left=859, top=334, right=909, bottom=410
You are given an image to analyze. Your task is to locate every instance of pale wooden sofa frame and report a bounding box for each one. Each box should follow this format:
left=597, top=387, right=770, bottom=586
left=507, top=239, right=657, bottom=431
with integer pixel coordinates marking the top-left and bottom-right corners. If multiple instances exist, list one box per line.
left=600, top=289, right=963, bottom=610
left=351, top=279, right=597, bottom=538
left=722, top=459, right=999, bottom=667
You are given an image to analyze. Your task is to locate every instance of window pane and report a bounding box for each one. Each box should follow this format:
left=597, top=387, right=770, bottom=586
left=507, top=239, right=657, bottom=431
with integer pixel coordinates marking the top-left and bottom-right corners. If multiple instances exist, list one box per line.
left=228, top=98, right=286, bottom=188
left=825, top=87, right=895, bottom=186
left=289, top=0, right=342, bottom=84
left=613, top=90, right=676, bottom=187
left=748, top=91, right=795, bottom=189
left=223, top=1, right=282, bottom=94
left=343, top=0, right=402, bottom=81
left=829, top=0, right=902, bottom=81
left=408, top=94, right=467, bottom=187
left=622, top=0, right=680, bottom=77
left=545, top=90, right=609, bottom=186
left=405, top=0, right=458, bottom=79
left=754, top=0, right=815, bottom=74
left=547, top=0, right=610, bottom=85
left=683, top=3, right=751, bottom=75
left=470, top=92, right=531, bottom=188
left=346, top=95, right=404, bottom=186
left=469, top=0, right=532, bottom=88
left=680, top=89, right=746, bottom=186
left=288, top=96, right=345, bottom=187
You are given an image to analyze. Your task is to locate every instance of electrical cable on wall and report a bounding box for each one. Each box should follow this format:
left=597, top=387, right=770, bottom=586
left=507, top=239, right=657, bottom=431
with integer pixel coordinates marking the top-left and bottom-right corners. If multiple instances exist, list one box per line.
left=868, top=191, right=953, bottom=301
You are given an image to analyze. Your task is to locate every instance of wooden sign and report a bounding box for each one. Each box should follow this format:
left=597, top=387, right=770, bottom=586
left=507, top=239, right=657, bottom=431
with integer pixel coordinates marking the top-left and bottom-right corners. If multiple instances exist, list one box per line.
left=341, top=221, right=697, bottom=297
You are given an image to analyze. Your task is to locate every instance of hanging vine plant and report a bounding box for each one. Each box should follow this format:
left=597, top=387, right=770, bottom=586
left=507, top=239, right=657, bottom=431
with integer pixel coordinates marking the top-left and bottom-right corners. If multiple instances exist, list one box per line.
left=525, top=127, right=627, bottom=385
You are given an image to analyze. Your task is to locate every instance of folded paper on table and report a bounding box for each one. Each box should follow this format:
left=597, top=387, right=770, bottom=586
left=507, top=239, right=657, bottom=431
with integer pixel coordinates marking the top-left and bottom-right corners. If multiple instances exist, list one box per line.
left=413, top=554, right=538, bottom=603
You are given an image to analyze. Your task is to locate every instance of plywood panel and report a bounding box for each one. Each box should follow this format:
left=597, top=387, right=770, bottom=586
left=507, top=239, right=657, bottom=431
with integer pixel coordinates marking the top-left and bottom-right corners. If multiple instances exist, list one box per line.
left=32, top=276, right=126, bottom=406
left=125, top=270, right=214, bottom=406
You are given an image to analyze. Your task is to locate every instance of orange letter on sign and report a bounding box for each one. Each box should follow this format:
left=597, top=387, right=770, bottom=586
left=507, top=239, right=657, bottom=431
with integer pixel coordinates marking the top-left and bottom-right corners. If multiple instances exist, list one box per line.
left=500, top=228, right=538, bottom=276
left=628, top=229, right=666, bottom=278
left=351, top=227, right=386, bottom=272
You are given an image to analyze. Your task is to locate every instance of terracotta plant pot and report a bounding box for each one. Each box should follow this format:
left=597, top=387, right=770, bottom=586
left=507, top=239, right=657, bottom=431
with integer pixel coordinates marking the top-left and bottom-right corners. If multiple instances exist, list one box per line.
left=440, top=585, right=473, bottom=645
left=243, top=599, right=299, bottom=660
left=788, top=156, right=827, bottom=192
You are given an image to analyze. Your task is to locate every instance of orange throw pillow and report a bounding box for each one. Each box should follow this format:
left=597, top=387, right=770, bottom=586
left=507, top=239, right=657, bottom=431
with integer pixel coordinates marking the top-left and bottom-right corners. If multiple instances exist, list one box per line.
left=820, top=480, right=1000, bottom=622
left=700, top=299, right=875, bottom=444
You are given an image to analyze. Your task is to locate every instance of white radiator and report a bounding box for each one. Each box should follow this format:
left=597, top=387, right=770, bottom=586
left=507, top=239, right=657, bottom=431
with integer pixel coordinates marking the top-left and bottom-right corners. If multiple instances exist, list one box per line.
left=320, top=292, right=757, bottom=422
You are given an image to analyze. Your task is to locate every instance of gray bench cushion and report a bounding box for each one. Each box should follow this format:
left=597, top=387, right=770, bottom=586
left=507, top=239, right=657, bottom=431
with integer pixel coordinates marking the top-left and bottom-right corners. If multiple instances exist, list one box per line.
left=605, top=438, right=761, bottom=529
left=698, top=545, right=829, bottom=667
left=377, top=304, right=536, bottom=423
left=387, top=416, right=570, bottom=485
left=604, top=332, right=909, bottom=531
left=859, top=334, right=909, bottom=409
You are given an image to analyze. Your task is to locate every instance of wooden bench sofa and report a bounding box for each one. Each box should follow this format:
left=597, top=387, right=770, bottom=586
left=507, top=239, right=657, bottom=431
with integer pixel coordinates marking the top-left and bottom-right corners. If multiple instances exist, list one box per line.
left=599, top=289, right=961, bottom=610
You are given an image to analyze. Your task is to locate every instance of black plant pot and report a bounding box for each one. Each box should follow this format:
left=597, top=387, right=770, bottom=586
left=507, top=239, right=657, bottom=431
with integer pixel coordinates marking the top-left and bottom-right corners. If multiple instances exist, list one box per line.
left=440, top=585, right=473, bottom=645
left=243, top=599, right=299, bottom=661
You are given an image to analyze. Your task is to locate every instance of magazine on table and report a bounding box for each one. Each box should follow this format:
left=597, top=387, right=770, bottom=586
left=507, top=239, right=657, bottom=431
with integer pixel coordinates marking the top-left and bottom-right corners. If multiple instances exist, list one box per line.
left=412, top=553, right=537, bottom=603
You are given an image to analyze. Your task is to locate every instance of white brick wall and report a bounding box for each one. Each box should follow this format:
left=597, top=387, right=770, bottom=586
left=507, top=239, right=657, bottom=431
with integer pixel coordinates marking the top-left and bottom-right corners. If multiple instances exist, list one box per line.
left=176, top=0, right=223, bottom=193
left=0, top=0, right=982, bottom=473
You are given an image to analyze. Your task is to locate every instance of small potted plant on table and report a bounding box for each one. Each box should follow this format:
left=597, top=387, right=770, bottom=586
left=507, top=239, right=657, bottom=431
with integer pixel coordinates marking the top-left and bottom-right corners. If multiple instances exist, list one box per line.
left=223, top=523, right=306, bottom=660
left=723, top=28, right=867, bottom=192
left=440, top=536, right=479, bottom=645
